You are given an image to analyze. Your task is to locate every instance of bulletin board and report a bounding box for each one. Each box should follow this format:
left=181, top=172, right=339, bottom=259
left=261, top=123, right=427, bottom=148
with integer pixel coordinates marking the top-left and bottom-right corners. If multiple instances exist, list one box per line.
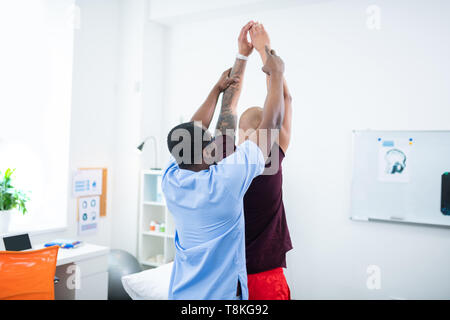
left=350, top=130, right=450, bottom=227
left=78, top=168, right=108, bottom=217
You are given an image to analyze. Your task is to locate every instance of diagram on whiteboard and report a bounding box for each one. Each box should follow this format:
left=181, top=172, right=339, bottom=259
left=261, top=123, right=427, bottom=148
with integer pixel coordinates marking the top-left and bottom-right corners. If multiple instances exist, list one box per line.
left=352, top=130, right=450, bottom=227
left=378, top=139, right=411, bottom=183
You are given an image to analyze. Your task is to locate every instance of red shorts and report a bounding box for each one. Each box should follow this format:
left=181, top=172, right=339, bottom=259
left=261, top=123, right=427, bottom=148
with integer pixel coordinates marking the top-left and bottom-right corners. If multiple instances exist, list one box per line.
left=247, top=268, right=291, bottom=300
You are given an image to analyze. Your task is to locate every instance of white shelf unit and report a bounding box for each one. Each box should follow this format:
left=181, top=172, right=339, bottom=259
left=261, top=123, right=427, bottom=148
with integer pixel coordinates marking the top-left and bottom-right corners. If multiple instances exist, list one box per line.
left=138, top=169, right=175, bottom=269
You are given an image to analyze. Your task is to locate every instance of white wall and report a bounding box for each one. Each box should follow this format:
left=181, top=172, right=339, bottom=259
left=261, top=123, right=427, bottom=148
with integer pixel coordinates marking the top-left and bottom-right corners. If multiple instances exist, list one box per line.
left=108, top=1, right=171, bottom=256
left=162, top=0, right=450, bottom=299
left=141, top=20, right=169, bottom=170
left=109, top=0, right=149, bottom=255
left=28, top=0, right=167, bottom=257
left=27, top=0, right=121, bottom=247
left=29, top=0, right=156, bottom=257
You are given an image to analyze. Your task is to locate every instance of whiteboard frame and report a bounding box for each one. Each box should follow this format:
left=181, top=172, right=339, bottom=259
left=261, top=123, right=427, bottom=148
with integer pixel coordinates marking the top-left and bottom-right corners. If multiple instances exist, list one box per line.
left=350, top=130, right=450, bottom=228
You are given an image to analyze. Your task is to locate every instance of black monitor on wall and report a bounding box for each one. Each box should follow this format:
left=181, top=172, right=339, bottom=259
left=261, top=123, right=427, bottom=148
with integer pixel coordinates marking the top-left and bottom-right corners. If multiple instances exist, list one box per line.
left=442, top=173, right=450, bottom=216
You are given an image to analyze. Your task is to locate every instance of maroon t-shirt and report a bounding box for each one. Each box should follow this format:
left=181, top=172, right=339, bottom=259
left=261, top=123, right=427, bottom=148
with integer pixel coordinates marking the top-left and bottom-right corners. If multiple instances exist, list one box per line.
left=243, top=145, right=293, bottom=274
left=217, top=136, right=293, bottom=274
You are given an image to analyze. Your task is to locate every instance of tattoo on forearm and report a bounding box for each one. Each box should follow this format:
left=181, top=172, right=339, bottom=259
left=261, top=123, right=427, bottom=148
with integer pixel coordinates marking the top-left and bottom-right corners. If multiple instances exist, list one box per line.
left=215, top=59, right=246, bottom=135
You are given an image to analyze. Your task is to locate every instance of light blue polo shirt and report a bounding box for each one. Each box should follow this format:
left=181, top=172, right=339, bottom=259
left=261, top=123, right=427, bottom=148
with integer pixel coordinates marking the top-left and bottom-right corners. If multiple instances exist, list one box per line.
left=161, top=140, right=265, bottom=300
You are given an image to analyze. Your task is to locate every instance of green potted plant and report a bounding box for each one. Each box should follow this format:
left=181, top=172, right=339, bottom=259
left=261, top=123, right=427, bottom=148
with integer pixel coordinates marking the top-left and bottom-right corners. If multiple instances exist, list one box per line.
left=0, top=168, right=29, bottom=234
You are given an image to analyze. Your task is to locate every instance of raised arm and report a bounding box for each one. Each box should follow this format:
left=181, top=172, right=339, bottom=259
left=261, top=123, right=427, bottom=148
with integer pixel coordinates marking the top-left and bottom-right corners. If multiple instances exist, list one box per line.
left=279, top=82, right=292, bottom=153
left=215, top=21, right=254, bottom=137
left=248, top=46, right=285, bottom=159
left=250, top=23, right=293, bottom=153
left=190, top=68, right=237, bottom=129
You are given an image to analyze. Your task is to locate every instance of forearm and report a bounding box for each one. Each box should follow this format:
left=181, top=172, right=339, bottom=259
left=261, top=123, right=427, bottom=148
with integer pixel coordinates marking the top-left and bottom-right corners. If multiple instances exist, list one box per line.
left=261, top=72, right=285, bottom=130
left=190, top=85, right=221, bottom=128
left=262, top=49, right=292, bottom=152
left=215, top=58, right=247, bottom=135
left=257, top=41, right=291, bottom=99
left=258, top=50, right=271, bottom=89
left=258, top=49, right=290, bottom=99
left=279, top=80, right=292, bottom=152
left=250, top=72, right=285, bottom=158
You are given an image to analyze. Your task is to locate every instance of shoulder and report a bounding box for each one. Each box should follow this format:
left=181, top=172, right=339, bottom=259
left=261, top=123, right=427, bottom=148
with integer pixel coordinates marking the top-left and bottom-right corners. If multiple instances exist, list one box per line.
left=162, top=157, right=180, bottom=186
left=219, top=140, right=264, bottom=167
left=163, top=157, right=178, bottom=175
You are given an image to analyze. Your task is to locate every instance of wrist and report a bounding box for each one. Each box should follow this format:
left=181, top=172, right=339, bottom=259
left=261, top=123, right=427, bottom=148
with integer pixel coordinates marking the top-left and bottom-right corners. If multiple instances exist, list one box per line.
left=259, top=51, right=268, bottom=63
left=236, top=52, right=249, bottom=61
left=257, top=44, right=270, bottom=53
left=270, top=71, right=284, bottom=80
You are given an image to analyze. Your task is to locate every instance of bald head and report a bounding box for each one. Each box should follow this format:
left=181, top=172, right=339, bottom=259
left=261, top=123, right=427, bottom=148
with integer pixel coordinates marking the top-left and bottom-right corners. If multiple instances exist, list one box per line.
left=238, top=106, right=263, bottom=144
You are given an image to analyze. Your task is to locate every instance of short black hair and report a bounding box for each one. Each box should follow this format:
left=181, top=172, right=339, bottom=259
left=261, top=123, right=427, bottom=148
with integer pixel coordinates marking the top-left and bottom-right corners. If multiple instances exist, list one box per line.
left=167, top=121, right=212, bottom=169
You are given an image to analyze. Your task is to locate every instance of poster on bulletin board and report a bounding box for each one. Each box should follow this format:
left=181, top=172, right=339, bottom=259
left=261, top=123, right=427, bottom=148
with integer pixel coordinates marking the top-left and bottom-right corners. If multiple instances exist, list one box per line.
left=74, top=168, right=108, bottom=217
left=73, top=169, right=103, bottom=197
left=78, top=196, right=99, bottom=235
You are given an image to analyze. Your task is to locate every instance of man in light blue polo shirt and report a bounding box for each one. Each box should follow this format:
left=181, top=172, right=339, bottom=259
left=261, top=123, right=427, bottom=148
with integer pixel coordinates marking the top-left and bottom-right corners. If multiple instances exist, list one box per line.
left=163, top=138, right=265, bottom=300
left=162, top=22, right=286, bottom=299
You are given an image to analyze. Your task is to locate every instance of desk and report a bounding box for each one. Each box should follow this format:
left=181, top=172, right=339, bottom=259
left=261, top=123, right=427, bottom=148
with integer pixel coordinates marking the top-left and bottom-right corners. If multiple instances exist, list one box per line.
left=34, top=243, right=109, bottom=300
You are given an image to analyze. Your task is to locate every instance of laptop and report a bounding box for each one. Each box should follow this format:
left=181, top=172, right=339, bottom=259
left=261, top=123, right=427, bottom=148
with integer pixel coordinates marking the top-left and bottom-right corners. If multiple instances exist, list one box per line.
left=2, top=233, right=32, bottom=251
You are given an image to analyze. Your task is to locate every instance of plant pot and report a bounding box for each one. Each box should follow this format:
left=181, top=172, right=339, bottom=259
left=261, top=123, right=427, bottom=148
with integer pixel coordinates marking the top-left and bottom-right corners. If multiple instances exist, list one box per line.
left=0, top=209, right=12, bottom=235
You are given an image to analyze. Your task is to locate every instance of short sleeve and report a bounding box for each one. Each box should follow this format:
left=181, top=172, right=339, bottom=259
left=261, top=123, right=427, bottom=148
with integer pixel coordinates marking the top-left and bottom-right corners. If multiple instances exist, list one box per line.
left=211, top=140, right=265, bottom=200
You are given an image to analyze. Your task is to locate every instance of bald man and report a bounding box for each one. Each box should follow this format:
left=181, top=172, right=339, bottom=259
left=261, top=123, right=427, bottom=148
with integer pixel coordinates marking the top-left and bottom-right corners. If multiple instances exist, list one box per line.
left=238, top=23, right=293, bottom=300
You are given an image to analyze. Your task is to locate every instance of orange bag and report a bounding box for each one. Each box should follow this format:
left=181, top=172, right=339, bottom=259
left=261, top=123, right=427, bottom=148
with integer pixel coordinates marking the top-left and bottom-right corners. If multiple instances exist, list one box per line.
left=0, top=246, right=59, bottom=300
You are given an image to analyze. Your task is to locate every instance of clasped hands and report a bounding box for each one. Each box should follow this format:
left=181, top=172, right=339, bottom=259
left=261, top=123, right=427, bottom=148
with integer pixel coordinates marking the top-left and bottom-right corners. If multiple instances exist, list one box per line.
left=238, top=20, right=270, bottom=57
left=216, top=21, right=283, bottom=93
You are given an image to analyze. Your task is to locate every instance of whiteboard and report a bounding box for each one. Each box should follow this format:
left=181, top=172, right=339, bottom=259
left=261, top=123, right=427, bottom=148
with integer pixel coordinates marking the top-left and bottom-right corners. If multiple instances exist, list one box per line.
left=350, top=130, right=450, bottom=227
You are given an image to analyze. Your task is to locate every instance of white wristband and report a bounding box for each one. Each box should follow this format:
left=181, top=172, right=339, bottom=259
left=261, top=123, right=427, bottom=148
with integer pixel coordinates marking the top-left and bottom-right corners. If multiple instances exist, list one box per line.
left=236, top=53, right=249, bottom=61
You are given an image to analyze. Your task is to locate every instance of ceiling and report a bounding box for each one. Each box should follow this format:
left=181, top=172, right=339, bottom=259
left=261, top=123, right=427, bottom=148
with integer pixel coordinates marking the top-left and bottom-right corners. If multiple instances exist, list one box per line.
left=147, top=0, right=333, bottom=25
